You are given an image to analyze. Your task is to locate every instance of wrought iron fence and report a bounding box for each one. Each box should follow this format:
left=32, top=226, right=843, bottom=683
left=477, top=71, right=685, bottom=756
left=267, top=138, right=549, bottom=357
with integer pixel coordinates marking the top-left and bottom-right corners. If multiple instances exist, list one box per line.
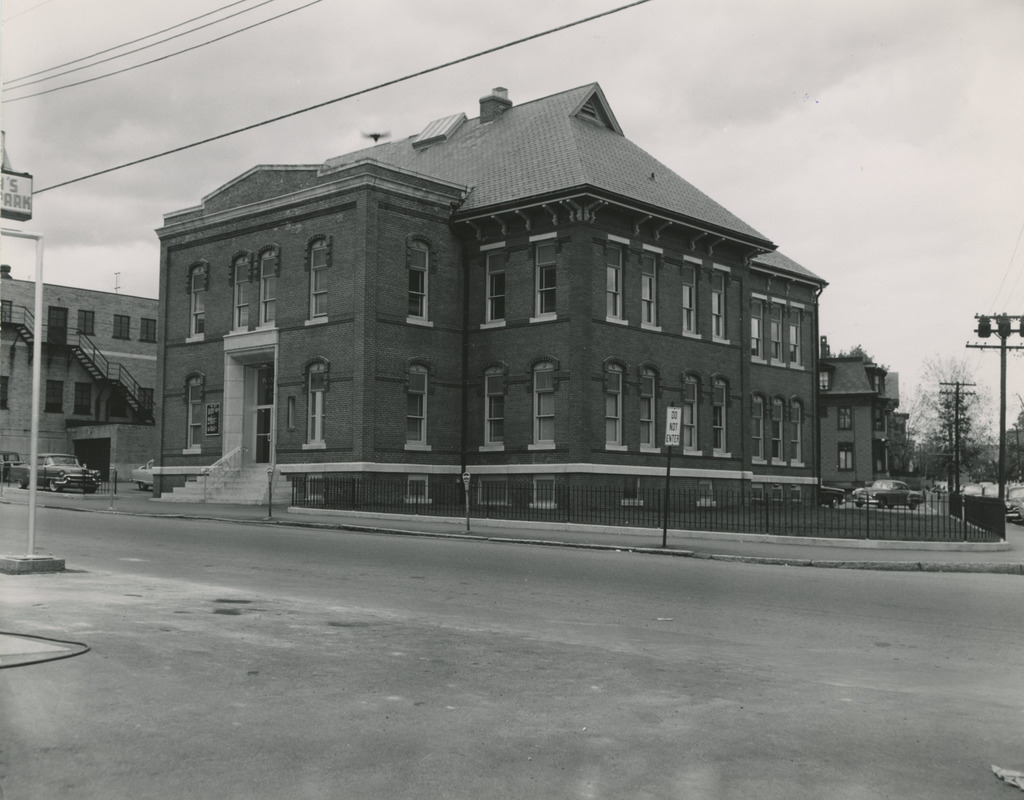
left=291, top=476, right=1004, bottom=543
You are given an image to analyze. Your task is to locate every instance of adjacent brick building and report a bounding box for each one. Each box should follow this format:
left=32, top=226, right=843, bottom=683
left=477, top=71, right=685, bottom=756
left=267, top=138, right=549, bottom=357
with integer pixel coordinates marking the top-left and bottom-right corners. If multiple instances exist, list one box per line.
left=817, top=336, right=902, bottom=489
left=0, top=266, right=158, bottom=479
left=154, top=83, right=827, bottom=502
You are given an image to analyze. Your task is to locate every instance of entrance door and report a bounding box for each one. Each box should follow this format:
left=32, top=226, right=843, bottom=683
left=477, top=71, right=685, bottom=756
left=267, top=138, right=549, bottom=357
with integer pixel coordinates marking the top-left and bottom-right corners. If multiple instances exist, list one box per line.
left=254, top=364, right=274, bottom=463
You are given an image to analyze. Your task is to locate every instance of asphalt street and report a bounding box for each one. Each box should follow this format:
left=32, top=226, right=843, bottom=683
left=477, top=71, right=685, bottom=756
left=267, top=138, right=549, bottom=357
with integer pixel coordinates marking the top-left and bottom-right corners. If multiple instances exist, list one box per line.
left=2, top=502, right=1023, bottom=799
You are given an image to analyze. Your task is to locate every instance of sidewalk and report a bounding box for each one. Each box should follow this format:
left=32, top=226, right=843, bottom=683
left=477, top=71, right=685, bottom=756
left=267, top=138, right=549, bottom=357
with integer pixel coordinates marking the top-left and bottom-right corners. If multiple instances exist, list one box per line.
left=2, top=483, right=1022, bottom=575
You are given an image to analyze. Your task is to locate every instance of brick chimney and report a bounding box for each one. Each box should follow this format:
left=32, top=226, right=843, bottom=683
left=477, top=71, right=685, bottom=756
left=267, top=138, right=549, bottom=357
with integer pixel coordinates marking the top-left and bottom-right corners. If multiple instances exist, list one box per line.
left=479, top=87, right=512, bottom=123
left=820, top=335, right=830, bottom=358
left=1, top=264, right=12, bottom=280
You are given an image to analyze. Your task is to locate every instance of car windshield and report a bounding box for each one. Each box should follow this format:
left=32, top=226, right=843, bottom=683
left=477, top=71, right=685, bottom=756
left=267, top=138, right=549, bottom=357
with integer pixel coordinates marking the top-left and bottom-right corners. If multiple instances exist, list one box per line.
left=47, top=456, right=80, bottom=466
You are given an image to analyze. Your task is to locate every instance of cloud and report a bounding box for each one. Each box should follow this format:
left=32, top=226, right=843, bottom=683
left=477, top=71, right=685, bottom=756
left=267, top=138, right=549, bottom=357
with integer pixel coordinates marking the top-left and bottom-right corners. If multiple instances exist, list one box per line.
left=3, top=0, right=1024, bottom=423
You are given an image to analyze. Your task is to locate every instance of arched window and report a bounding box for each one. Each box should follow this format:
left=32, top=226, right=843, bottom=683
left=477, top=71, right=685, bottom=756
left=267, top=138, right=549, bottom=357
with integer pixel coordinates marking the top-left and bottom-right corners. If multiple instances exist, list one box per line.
left=751, top=395, right=765, bottom=461
left=309, top=238, right=330, bottom=320
left=771, top=397, right=785, bottom=461
left=533, top=362, right=555, bottom=445
left=484, top=366, right=505, bottom=446
left=640, top=368, right=657, bottom=448
left=188, top=264, right=207, bottom=338
left=408, top=241, right=429, bottom=320
left=406, top=365, right=428, bottom=445
left=185, top=374, right=205, bottom=450
left=790, top=400, right=803, bottom=464
left=232, top=255, right=250, bottom=331
left=682, top=375, right=699, bottom=451
left=605, top=364, right=623, bottom=446
left=307, top=361, right=328, bottom=444
left=712, top=377, right=728, bottom=453
left=259, top=248, right=278, bottom=325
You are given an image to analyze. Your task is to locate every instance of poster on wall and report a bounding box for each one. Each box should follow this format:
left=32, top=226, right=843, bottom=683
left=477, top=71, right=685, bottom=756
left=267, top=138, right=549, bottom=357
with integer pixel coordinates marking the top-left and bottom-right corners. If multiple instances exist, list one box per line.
left=205, top=403, right=220, bottom=436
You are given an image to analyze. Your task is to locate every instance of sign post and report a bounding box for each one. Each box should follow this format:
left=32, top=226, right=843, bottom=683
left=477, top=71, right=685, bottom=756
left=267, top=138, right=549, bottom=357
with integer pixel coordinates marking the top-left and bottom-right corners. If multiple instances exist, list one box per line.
left=663, top=406, right=681, bottom=547
left=462, top=472, right=471, bottom=532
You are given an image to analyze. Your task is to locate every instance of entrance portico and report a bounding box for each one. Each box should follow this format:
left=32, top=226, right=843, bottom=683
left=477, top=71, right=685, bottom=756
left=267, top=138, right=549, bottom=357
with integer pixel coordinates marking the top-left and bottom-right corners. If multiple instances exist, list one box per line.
left=223, top=329, right=278, bottom=467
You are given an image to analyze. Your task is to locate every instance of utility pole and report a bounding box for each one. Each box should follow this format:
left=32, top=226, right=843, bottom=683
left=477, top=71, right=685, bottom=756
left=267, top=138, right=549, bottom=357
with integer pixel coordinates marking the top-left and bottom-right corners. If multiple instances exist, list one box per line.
left=967, top=314, right=1024, bottom=501
left=940, top=381, right=975, bottom=493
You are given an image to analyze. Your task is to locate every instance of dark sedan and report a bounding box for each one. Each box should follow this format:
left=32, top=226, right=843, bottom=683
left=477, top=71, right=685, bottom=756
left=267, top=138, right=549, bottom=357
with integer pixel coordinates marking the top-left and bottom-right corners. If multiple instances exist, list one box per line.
left=852, top=480, right=923, bottom=510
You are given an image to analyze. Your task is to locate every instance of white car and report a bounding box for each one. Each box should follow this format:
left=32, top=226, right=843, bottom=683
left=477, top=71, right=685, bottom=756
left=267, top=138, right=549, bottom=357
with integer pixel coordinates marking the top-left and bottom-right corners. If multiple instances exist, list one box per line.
left=131, top=460, right=154, bottom=490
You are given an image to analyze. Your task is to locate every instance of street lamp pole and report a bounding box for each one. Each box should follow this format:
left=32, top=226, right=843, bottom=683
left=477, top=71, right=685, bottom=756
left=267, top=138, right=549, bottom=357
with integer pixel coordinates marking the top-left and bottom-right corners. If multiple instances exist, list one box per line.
left=4, top=229, right=44, bottom=554
left=969, top=314, right=1024, bottom=502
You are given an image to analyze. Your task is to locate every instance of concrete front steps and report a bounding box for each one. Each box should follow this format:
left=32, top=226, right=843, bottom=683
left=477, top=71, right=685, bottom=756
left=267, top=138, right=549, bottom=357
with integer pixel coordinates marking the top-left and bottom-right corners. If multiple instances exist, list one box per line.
left=155, top=466, right=292, bottom=505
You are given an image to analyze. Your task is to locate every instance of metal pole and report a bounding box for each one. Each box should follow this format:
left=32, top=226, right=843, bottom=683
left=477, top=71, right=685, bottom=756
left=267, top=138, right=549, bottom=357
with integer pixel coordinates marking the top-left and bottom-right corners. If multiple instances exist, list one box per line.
left=662, top=445, right=672, bottom=548
left=953, top=384, right=961, bottom=494
left=267, top=467, right=274, bottom=518
left=4, top=231, right=44, bottom=555
left=998, top=335, right=1007, bottom=502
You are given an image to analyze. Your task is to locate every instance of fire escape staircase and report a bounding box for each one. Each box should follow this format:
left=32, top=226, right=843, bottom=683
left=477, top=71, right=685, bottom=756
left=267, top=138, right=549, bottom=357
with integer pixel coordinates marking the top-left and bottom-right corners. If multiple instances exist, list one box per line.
left=2, top=304, right=155, bottom=423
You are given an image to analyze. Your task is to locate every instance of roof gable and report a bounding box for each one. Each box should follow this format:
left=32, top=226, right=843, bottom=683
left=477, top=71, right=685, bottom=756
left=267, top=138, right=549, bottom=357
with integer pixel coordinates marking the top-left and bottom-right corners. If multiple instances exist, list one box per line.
left=199, top=165, right=319, bottom=214
left=321, top=83, right=774, bottom=245
left=569, top=85, right=622, bottom=134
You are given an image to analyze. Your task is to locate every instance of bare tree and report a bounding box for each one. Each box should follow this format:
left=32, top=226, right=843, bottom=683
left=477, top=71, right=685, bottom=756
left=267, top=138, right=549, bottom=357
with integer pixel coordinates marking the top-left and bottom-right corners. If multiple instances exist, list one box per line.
left=906, top=355, right=995, bottom=485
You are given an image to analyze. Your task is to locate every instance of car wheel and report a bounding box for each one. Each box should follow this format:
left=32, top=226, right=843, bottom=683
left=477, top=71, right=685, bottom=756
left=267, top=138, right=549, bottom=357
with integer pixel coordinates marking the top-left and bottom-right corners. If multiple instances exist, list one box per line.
left=829, top=497, right=839, bottom=508
left=855, top=500, right=863, bottom=508
left=18, top=478, right=29, bottom=490
left=48, top=479, right=61, bottom=493
left=137, top=482, right=146, bottom=490
left=84, top=488, right=97, bottom=495
left=908, top=501, right=919, bottom=510
left=877, top=498, right=887, bottom=509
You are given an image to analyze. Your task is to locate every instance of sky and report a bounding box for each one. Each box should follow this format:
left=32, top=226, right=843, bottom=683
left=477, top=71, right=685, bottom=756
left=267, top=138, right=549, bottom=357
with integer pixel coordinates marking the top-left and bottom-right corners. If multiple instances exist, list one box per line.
left=2, top=0, right=1023, bottom=436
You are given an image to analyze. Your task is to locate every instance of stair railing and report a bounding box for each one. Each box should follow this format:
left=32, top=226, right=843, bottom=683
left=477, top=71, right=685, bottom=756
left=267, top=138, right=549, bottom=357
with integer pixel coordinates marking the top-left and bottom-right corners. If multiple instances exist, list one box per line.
left=200, top=447, right=243, bottom=501
left=73, top=332, right=110, bottom=379
left=109, top=362, right=154, bottom=419
left=3, top=304, right=35, bottom=343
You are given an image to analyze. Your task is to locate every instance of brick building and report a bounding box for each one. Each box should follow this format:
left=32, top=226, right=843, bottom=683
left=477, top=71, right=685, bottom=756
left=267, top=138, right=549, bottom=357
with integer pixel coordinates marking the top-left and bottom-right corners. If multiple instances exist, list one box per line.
left=154, top=83, right=827, bottom=503
left=0, top=266, right=158, bottom=479
left=817, top=336, right=902, bottom=489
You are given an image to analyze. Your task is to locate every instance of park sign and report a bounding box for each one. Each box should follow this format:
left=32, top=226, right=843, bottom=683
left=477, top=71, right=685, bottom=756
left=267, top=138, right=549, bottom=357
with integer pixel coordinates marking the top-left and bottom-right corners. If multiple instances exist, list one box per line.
left=2, top=169, right=33, bottom=221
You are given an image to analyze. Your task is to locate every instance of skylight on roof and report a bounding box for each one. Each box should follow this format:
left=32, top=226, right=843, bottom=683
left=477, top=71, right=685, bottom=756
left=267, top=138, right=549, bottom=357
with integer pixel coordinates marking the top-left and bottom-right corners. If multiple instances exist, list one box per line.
left=412, top=112, right=467, bottom=149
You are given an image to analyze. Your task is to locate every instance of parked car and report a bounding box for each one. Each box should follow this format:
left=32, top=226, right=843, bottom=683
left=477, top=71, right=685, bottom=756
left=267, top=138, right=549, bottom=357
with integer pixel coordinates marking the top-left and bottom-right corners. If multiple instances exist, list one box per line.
left=817, top=485, right=846, bottom=508
left=852, top=479, right=923, bottom=509
left=131, top=460, right=155, bottom=490
left=1, top=451, right=23, bottom=482
left=1003, top=485, right=1024, bottom=523
left=10, top=453, right=101, bottom=493
left=961, top=482, right=998, bottom=497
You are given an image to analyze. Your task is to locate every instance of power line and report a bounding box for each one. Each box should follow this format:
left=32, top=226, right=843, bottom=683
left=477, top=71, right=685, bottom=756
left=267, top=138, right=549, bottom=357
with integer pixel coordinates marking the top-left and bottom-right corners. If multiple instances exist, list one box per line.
left=34, top=0, right=655, bottom=195
left=4, top=0, right=325, bottom=102
left=2, top=0, right=57, bottom=23
left=4, top=0, right=265, bottom=87
left=989, top=217, right=1024, bottom=311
